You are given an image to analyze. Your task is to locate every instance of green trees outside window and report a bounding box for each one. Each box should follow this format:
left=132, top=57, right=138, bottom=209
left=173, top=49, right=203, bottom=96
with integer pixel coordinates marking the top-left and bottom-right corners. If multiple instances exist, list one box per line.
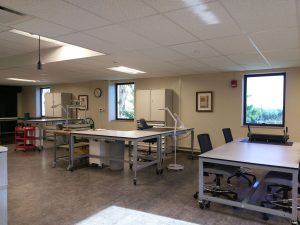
left=116, top=83, right=134, bottom=120
left=243, top=73, right=285, bottom=127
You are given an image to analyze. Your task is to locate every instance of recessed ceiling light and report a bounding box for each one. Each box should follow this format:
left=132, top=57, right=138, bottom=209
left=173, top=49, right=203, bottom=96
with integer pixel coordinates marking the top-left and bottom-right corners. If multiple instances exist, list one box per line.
left=6, top=78, right=40, bottom=82
left=182, top=1, right=220, bottom=25
left=10, top=29, right=65, bottom=46
left=9, top=29, right=105, bottom=56
left=107, top=66, right=146, bottom=74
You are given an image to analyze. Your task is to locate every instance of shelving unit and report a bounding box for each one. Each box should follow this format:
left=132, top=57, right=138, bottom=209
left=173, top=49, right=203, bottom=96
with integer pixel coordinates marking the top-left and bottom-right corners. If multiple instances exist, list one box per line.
left=15, top=126, right=36, bottom=151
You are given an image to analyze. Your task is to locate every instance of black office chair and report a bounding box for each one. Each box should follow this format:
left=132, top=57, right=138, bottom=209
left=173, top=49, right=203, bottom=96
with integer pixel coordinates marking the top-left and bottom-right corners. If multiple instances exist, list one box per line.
left=261, top=169, right=300, bottom=221
left=222, top=128, right=257, bottom=186
left=138, top=119, right=157, bottom=156
left=194, top=133, right=238, bottom=205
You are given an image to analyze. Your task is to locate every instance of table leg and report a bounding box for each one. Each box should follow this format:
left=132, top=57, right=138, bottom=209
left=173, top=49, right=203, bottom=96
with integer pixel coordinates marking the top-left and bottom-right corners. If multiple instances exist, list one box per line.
left=291, top=169, right=298, bottom=223
left=67, top=134, right=74, bottom=171
left=198, top=158, right=204, bottom=207
left=133, top=141, right=137, bottom=185
left=38, top=123, right=43, bottom=151
left=128, top=141, right=132, bottom=170
left=156, top=135, right=163, bottom=175
left=52, top=133, right=57, bottom=168
left=189, top=129, right=195, bottom=159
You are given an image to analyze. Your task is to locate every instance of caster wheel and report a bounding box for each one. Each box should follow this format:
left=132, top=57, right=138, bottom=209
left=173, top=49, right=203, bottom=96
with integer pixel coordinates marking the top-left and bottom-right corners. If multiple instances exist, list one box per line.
left=160, top=169, right=163, bottom=174
left=262, top=213, right=269, bottom=221
left=156, top=169, right=160, bottom=175
left=205, top=201, right=210, bottom=208
left=129, top=164, right=133, bottom=170
left=193, top=192, right=198, bottom=199
left=199, top=201, right=205, bottom=209
left=52, top=162, right=56, bottom=168
left=133, top=180, right=137, bottom=185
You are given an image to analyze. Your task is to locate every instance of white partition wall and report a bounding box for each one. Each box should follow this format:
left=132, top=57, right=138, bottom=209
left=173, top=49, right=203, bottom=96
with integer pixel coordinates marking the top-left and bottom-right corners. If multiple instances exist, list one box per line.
left=0, top=146, right=7, bottom=225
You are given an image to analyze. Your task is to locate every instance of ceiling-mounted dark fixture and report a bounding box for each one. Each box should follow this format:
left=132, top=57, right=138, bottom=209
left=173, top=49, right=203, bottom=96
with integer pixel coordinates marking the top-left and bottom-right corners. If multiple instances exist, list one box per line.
left=37, top=35, right=42, bottom=70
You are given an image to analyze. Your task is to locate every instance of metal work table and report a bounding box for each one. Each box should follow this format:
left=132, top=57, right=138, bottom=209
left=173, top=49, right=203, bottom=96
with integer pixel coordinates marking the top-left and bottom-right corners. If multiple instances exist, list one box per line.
left=25, top=118, right=82, bottom=150
left=198, top=139, right=300, bottom=224
left=69, top=128, right=194, bottom=185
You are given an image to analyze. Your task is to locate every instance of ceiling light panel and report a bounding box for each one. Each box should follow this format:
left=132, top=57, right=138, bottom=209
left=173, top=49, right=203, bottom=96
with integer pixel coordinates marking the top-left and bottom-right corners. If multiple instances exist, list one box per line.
left=6, top=77, right=39, bottom=82
left=107, top=66, right=146, bottom=74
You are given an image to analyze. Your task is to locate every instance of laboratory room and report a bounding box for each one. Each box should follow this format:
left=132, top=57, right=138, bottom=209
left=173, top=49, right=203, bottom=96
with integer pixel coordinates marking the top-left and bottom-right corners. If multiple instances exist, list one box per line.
left=0, top=1, right=300, bottom=225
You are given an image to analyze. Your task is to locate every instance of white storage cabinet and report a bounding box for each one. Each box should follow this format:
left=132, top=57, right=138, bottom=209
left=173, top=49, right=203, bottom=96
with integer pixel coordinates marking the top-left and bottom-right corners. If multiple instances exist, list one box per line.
left=45, top=93, right=72, bottom=117
left=0, top=146, right=8, bottom=225
left=135, top=89, right=173, bottom=125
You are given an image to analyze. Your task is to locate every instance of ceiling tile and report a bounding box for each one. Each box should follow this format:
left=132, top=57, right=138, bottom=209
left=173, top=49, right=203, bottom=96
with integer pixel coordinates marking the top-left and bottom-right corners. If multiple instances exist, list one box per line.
left=20, top=0, right=111, bottom=30
left=12, top=18, right=74, bottom=38
left=220, top=0, right=298, bottom=33
left=121, top=15, right=198, bottom=45
left=169, top=41, right=220, bottom=58
left=242, top=63, right=271, bottom=70
left=250, top=27, right=299, bottom=51
left=263, top=48, right=300, bottom=63
left=199, top=56, right=237, bottom=67
left=227, top=52, right=267, bottom=65
left=56, top=32, right=121, bottom=54
left=137, top=47, right=187, bottom=61
left=166, top=2, right=242, bottom=40
left=206, top=35, right=257, bottom=54
left=85, top=24, right=159, bottom=50
left=65, top=0, right=156, bottom=23
left=142, top=0, right=214, bottom=12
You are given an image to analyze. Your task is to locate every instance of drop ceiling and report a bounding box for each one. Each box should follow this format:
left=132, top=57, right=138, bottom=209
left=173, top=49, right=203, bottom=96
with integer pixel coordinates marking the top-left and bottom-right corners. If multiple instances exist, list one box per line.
left=0, top=0, right=299, bottom=85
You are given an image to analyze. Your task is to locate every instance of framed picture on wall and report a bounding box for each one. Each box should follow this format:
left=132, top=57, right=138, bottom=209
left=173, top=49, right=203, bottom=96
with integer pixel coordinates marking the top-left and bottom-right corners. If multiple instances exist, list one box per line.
left=196, top=91, right=213, bottom=112
left=78, top=95, right=88, bottom=110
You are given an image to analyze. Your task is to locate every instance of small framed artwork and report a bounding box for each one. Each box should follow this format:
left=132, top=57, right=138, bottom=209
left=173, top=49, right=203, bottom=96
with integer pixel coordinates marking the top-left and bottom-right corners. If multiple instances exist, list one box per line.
left=196, top=91, right=213, bottom=112
left=78, top=95, right=88, bottom=110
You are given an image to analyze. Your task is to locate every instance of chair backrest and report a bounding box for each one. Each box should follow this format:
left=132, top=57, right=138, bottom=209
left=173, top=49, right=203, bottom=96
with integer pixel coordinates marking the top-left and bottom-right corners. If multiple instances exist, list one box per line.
left=197, top=133, right=213, bottom=154
left=138, top=118, right=152, bottom=130
left=222, top=128, right=233, bottom=143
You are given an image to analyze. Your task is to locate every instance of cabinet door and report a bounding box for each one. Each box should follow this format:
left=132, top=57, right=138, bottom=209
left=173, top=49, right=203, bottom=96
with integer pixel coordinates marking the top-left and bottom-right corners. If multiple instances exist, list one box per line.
left=44, top=93, right=53, bottom=117
left=150, top=89, right=165, bottom=121
left=53, top=93, right=62, bottom=117
left=136, top=90, right=151, bottom=120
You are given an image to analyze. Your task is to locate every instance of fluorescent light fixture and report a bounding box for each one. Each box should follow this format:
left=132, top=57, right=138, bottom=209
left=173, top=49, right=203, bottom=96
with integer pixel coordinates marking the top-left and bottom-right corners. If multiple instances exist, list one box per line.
left=9, top=29, right=105, bottom=56
left=182, top=1, right=220, bottom=25
left=6, top=78, right=40, bottom=82
left=107, top=66, right=146, bottom=74
left=10, top=29, right=65, bottom=46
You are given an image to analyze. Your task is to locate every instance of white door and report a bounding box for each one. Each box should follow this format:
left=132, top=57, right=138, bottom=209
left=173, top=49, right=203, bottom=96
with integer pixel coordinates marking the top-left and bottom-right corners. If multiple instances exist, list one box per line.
left=136, top=90, right=151, bottom=120
left=150, top=89, right=165, bottom=121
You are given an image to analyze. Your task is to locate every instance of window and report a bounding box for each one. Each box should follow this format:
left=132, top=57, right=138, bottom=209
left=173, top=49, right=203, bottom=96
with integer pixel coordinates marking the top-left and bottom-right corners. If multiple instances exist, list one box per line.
left=243, top=73, right=286, bottom=127
left=40, top=87, right=50, bottom=117
left=116, top=83, right=134, bottom=120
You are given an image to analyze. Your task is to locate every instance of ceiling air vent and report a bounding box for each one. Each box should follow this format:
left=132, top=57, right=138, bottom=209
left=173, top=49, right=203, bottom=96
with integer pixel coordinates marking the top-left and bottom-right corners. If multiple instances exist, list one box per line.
left=0, top=5, right=27, bottom=25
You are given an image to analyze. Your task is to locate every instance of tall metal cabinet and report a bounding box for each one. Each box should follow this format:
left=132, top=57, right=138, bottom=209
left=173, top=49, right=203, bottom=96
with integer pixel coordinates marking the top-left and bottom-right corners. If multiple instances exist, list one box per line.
left=45, top=93, right=72, bottom=117
left=0, top=146, right=7, bottom=225
left=136, top=89, right=173, bottom=125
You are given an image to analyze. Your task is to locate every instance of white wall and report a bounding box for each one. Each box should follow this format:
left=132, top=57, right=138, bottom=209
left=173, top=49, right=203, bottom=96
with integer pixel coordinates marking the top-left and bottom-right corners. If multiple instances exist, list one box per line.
left=20, top=67, right=300, bottom=149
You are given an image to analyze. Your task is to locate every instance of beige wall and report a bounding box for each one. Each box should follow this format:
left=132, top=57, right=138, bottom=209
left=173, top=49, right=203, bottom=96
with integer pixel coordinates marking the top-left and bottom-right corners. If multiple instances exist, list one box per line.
left=20, top=67, right=300, bottom=150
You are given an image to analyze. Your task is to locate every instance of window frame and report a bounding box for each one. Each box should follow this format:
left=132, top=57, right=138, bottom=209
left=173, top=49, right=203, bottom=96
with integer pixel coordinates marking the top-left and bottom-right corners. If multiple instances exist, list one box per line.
left=40, top=87, right=50, bottom=117
left=115, top=82, right=135, bottom=120
left=243, top=72, right=286, bottom=127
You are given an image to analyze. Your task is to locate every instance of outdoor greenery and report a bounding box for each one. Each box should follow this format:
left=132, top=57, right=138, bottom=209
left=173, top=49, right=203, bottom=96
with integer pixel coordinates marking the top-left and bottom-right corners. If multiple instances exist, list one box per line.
left=117, top=83, right=134, bottom=119
left=246, top=104, right=283, bottom=125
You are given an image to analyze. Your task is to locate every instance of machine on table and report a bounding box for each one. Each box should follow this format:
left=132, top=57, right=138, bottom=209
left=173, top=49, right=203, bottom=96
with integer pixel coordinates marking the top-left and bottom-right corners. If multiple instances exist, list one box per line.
left=247, top=125, right=289, bottom=144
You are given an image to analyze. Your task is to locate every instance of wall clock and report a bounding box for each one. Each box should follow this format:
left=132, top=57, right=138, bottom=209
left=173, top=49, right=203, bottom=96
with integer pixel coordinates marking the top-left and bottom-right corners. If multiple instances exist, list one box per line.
left=94, top=88, right=102, bottom=98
